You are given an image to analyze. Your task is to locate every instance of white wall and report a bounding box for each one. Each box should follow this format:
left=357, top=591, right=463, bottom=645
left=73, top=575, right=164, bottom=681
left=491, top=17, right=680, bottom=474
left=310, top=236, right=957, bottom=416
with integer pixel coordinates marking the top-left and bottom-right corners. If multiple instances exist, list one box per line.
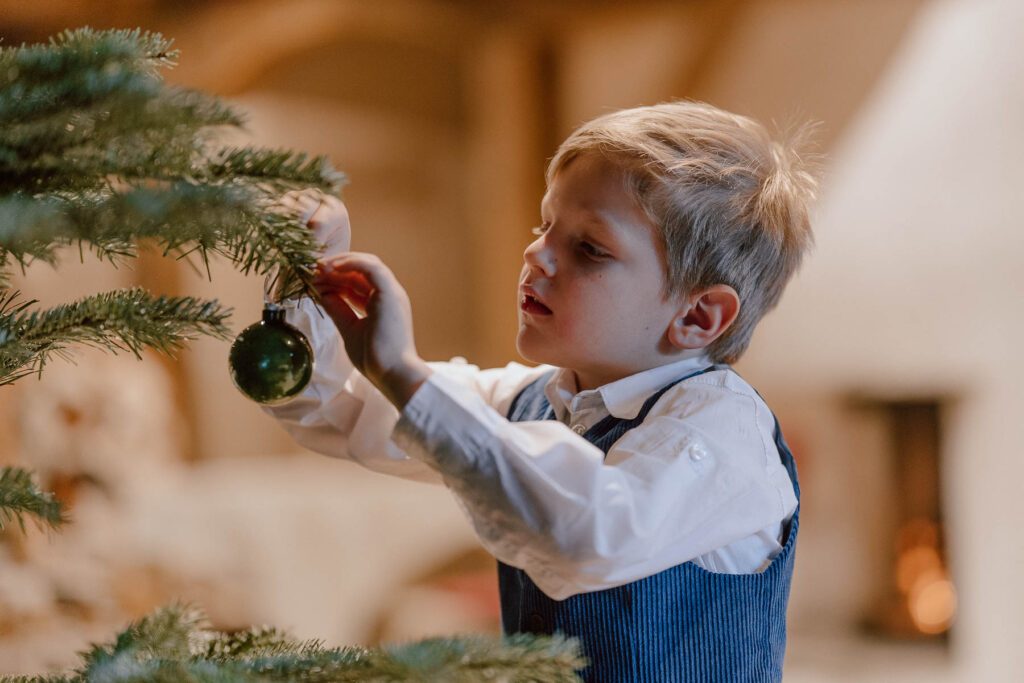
left=743, top=0, right=1024, bottom=678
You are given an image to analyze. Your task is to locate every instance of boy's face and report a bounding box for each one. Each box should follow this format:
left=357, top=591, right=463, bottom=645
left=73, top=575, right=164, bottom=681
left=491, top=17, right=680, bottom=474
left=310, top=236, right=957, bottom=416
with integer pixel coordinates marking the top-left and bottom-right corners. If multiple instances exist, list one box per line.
left=516, top=153, right=689, bottom=390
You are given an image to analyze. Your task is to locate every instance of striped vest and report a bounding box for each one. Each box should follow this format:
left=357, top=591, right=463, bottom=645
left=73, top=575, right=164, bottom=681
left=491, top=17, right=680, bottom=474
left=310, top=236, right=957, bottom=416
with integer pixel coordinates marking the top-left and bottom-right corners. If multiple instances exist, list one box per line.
left=499, top=367, right=800, bottom=682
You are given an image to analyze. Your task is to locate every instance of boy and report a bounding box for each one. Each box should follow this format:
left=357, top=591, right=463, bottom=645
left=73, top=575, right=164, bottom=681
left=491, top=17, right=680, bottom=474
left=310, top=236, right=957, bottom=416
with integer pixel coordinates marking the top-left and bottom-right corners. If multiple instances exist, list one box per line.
left=266, top=101, right=817, bottom=682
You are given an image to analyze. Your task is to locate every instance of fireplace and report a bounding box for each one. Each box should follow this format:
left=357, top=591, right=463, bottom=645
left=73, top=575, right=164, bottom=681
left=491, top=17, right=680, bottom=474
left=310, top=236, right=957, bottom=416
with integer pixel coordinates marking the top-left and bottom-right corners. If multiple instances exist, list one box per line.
left=855, top=398, right=957, bottom=640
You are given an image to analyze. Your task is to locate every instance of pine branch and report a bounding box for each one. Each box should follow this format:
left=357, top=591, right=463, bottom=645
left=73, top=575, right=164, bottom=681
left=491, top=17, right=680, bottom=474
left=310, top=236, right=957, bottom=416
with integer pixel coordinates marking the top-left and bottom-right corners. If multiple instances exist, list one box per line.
left=0, top=28, right=341, bottom=301
left=0, top=187, right=324, bottom=309
left=379, top=633, right=587, bottom=682
left=0, top=288, right=232, bottom=385
left=214, top=199, right=321, bottom=301
left=0, top=27, right=243, bottom=196
left=0, top=28, right=177, bottom=123
left=0, top=90, right=245, bottom=195
left=82, top=604, right=208, bottom=671
left=0, top=181, right=308, bottom=268
left=203, top=627, right=315, bottom=662
left=1, top=604, right=585, bottom=683
left=0, top=466, right=66, bottom=532
left=0, top=185, right=246, bottom=263
left=206, top=148, right=345, bottom=193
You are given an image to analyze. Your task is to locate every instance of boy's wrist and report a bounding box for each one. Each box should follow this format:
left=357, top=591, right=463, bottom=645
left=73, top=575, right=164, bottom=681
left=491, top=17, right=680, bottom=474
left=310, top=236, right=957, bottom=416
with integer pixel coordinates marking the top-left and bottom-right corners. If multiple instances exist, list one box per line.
left=377, top=354, right=433, bottom=410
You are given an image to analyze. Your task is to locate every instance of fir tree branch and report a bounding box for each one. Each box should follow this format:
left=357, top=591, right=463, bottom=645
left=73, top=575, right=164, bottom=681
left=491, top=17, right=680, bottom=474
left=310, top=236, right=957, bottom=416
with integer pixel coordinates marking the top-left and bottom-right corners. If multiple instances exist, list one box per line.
left=0, top=189, right=322, bottom=295
left=0, top=88, right=244, bottom=193
left=0, top=28, right=177, bottom=123
left=0, top=466, right=66, bottom=532
left=380, top=633, right=587, bottom=683
left=213, top=198, right=321, bottom=301
left=14, top=604, right=586, bottom=683
left=82, top=603, right=209, bottom=671
left=0, top=184, right=259, bottom=269
left=0, top=288, right=232, bottom=385
left=0, top=28, right=340, bottom=300
left=0, top=186, right=325, bottom=302
left=206, top=148, right=345, bottom=194
left=203, top=627, right=314, bottom=662
left=0, top=28, right=244, bottom=197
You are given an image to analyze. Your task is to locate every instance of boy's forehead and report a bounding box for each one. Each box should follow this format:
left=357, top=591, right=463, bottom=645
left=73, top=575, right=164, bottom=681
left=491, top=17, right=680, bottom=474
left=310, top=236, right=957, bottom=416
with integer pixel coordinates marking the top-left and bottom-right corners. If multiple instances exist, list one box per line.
left=544, top=154, right=638, bottom=210
left=541, top=161, right=655, bottom=245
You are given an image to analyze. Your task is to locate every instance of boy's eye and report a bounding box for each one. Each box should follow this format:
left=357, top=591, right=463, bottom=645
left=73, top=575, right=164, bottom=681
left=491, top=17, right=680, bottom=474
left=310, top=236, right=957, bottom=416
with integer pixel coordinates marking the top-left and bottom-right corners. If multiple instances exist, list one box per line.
left=579, top=241, right=608, bottom=259
left=531, top=224, right=608, bottom=259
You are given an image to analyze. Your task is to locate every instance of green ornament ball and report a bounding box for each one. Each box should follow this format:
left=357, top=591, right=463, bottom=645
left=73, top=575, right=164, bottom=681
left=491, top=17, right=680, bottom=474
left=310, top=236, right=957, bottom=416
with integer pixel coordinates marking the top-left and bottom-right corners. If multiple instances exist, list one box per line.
left=229, top=306, right=313, bottom=405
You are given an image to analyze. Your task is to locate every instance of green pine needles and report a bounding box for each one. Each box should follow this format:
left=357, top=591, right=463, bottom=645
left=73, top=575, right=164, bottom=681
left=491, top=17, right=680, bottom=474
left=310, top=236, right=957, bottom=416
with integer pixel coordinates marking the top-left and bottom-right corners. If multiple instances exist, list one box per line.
left=0, top=24, right=343, bottom=580
left=0, top=287, right=231, bottom=385
left=0, top=28, right=583, bottom=683
left=0, top=466, right=66, bottom=532
left=0, top=604, right=587, bottom=682
left=0, top=27, right=345, bottom=387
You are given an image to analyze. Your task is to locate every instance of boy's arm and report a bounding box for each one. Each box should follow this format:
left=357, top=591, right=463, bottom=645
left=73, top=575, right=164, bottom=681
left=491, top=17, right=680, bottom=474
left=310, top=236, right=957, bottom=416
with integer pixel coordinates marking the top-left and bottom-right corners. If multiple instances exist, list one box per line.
left=258, top=193, right=439, bottom=482
left=262, top=298, right=549, bottom=483
left=316, top=254, right=796, bottom=599
left=393, top=370, right=796, bottom=599
left=260, top=297, right=441, bottom=483
left=261, top=196, right=548, bottom=483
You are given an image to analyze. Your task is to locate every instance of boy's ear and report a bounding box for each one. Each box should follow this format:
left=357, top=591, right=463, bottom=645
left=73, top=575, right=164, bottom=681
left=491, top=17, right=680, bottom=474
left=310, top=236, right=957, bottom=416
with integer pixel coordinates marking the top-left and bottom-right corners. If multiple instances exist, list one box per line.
left=667, top=285, right=741, bottom=351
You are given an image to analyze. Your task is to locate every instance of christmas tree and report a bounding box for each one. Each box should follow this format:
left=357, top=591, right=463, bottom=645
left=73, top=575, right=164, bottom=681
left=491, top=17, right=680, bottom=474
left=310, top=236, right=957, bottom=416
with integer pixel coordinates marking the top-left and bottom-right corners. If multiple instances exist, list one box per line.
left=0, top=29, right=584, bottom=682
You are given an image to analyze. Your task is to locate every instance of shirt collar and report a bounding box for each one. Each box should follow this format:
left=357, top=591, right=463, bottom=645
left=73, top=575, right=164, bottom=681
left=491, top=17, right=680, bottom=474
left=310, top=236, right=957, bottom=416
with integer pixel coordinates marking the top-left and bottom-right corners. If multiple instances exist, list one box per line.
left=543, top=354, right=715, bottom=422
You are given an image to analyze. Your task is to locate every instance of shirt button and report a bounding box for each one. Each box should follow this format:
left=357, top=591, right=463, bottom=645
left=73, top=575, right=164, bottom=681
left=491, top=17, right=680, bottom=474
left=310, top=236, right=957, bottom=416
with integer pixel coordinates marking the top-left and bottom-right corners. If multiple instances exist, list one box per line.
left=571, top=423, right=587, bottom=435
left=688, top=443, right=708, bottom=461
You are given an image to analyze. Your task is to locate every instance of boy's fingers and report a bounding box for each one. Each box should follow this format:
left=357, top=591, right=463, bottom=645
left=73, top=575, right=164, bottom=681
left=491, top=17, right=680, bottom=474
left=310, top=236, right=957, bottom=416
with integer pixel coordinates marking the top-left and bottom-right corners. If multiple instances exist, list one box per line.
left=308, top=194, right=346, bottom=228
left=313, top=268, right=373, bottom=298
left=318, top=253, right=399, bottom=297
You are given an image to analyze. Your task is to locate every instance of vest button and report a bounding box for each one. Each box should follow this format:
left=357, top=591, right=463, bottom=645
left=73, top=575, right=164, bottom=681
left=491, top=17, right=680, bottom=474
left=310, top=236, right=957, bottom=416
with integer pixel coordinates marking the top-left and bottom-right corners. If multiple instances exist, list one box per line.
left=571, top=423, right=586, bottom=435
left=526, top=612, right=547, bottom=633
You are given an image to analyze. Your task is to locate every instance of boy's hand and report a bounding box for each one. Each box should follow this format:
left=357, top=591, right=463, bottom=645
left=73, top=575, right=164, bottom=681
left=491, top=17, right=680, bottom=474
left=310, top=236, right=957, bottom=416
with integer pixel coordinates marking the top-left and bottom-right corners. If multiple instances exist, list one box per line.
left=313, top=253, right=432, bottom=409
left=282, top=190, right=351, bottom=259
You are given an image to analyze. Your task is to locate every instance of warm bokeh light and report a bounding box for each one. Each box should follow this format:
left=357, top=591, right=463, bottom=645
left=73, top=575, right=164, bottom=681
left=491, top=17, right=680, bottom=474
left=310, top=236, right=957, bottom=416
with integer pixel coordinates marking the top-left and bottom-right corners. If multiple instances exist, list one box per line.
left=909, top=577, right=957, bottom=635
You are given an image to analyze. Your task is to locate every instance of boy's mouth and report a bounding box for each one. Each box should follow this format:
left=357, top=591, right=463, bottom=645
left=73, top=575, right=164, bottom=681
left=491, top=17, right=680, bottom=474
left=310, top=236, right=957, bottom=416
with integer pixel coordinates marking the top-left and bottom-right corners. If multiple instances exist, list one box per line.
left=520, top=291, right=553, bottom=316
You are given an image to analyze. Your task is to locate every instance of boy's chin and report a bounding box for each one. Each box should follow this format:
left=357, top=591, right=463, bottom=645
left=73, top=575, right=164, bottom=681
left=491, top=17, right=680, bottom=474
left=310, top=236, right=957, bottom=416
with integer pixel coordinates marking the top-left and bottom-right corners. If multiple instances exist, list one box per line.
left=515, top=334, right=552, bottom=366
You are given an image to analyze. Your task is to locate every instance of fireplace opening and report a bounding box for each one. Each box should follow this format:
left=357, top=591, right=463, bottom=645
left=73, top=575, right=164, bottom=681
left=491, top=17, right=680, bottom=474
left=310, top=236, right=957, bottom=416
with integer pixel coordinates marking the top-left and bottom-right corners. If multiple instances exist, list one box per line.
left=853, top=397, right=957, bottom=641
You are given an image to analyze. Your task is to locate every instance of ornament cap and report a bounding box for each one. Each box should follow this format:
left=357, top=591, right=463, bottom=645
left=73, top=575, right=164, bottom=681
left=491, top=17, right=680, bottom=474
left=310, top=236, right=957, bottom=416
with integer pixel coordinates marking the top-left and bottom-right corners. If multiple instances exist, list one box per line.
left=262, top=304, right=286, bottom=324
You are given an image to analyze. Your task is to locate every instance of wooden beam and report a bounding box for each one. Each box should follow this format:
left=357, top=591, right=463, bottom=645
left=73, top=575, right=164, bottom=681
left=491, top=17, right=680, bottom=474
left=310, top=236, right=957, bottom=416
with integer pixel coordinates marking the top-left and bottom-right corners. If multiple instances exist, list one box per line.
left=158, top=0, right=485, bottom=93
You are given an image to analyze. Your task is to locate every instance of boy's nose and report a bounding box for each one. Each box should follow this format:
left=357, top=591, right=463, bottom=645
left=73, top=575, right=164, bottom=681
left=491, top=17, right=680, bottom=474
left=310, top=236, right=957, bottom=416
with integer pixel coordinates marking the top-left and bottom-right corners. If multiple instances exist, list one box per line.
left=523, top=239, right=556, bottom=277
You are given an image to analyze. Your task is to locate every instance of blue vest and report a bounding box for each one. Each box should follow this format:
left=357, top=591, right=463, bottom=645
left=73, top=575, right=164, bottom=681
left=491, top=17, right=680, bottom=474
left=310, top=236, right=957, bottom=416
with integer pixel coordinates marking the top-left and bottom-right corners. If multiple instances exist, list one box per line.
left=499, top=367, right=800, bottom=682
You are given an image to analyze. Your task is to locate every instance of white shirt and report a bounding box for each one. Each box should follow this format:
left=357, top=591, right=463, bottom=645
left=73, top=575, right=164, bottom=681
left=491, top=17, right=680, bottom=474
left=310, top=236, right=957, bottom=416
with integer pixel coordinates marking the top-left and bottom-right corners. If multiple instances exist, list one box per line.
left=264, top=298, right=798, bottom=600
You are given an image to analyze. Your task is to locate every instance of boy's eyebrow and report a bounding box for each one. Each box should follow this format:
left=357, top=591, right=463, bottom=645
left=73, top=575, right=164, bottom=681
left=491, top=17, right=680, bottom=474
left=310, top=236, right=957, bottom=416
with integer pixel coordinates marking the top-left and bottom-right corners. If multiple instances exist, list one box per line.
left=539, top=197, right=625, bottom=245
left=580, top=213, right=616, bottom=239
left=540, top=205, right=625, bottom=249
left=581, top=210, right=629, bottom=244
left=540, top=197, right=611, bottom=231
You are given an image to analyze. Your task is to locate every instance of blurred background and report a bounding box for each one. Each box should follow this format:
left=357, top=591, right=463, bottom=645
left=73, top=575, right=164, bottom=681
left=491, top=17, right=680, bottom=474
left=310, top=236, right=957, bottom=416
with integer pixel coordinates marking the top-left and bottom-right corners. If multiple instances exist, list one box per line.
left=1, top=0, right=1021, bottom=680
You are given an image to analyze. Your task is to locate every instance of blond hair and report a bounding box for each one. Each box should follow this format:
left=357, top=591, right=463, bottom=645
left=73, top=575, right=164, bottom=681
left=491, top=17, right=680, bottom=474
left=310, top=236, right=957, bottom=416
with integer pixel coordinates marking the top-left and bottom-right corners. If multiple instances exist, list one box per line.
left=547, top=101, right=818, bottom=364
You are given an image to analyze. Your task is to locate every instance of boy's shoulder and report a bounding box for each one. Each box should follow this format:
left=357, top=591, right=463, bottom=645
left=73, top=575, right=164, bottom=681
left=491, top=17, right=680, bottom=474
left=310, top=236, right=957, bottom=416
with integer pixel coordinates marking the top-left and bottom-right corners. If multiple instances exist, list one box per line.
left=607, top=366, right=783, bottom=474
left=649, top=366, right=773, bottom=421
